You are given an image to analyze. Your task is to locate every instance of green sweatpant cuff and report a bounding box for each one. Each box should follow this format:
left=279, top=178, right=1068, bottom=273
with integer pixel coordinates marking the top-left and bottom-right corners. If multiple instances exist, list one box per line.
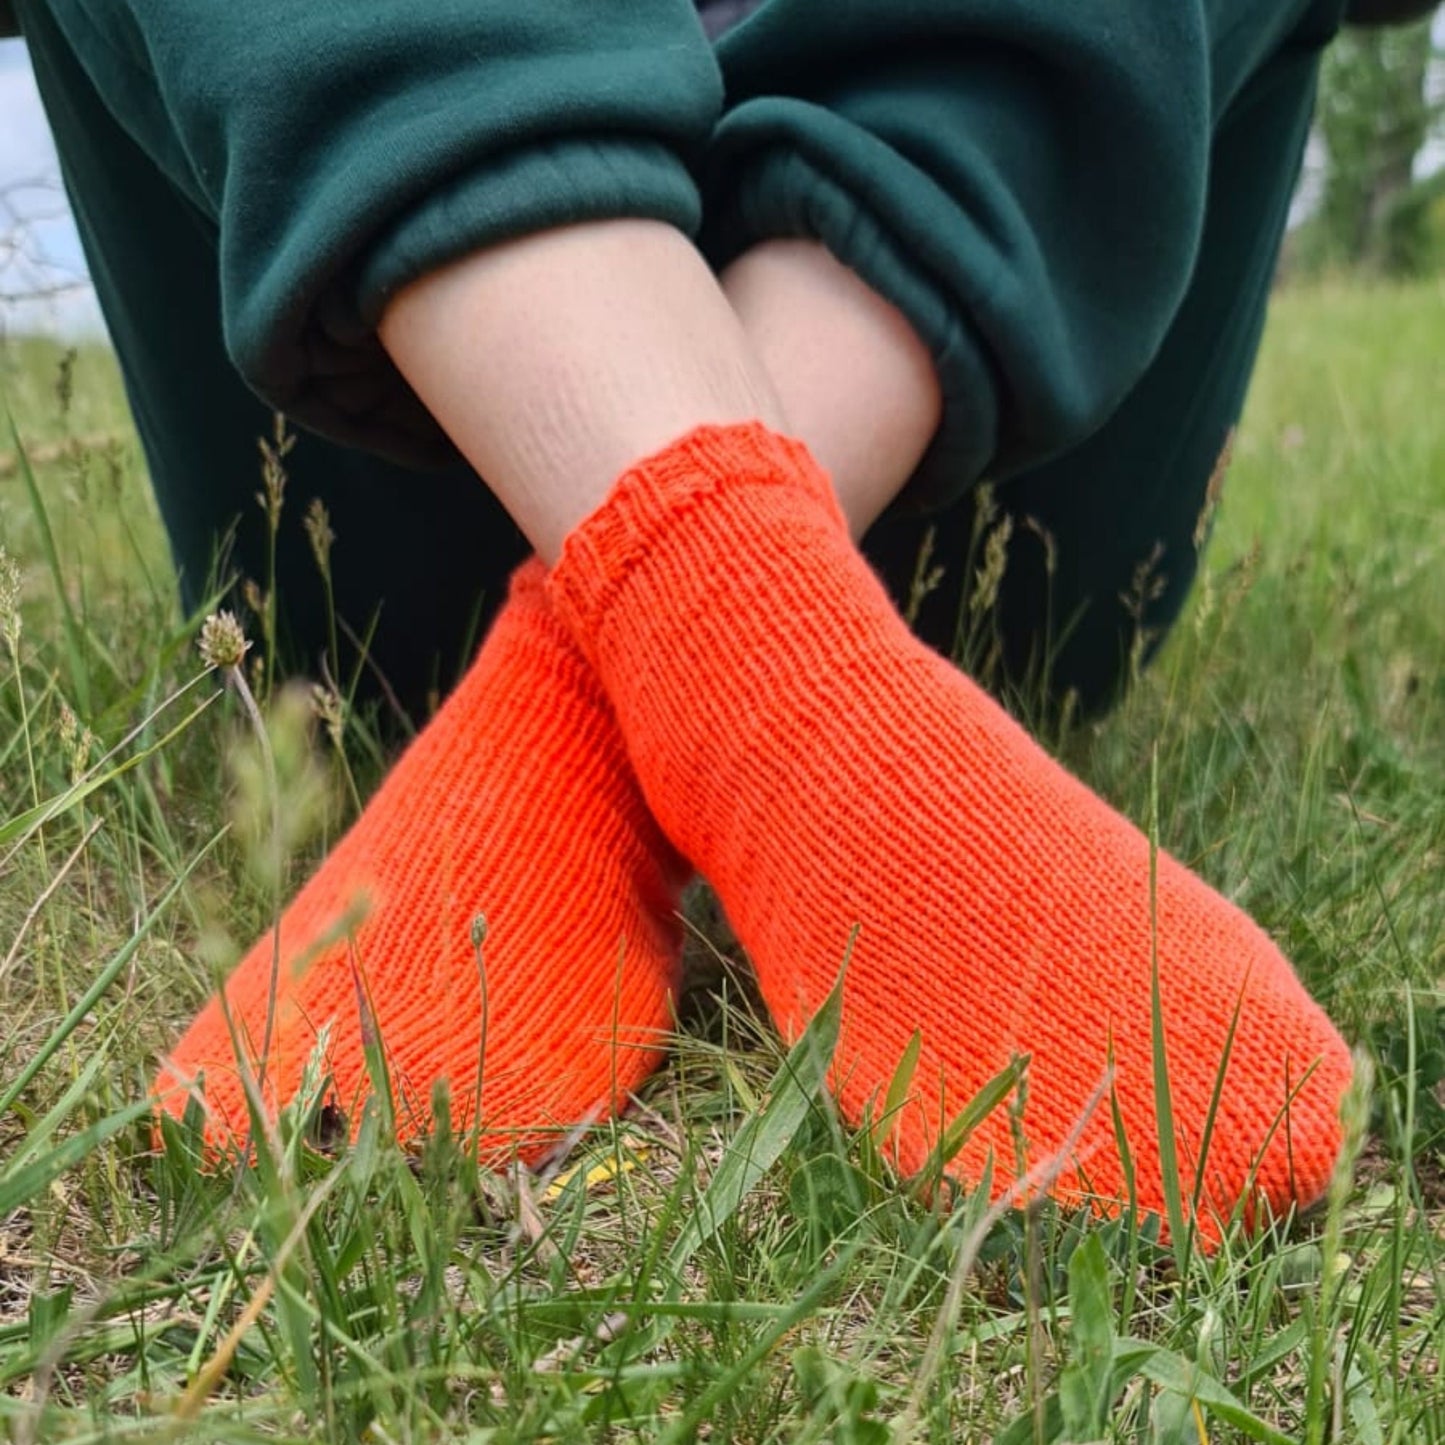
left=702, top=104, right=1003, bottom=512
left=693, top=0, right=1378, bottom=520
left=701, top=78, right=1209, bottom=515
left=264, top=136, right=707, bottom=469
left=32, top=0, right=723, bottom=470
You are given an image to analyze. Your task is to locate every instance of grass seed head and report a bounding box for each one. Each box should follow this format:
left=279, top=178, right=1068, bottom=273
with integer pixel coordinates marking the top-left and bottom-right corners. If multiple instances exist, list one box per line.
left=198, top=609, right=251, bottom=671
left=304, top=497, right=336, bottom=575
left=57, top=700, right=78, bottom=750
left=255, top=412, right=295, bottom=533
left=229, top=681, right=334, bottom=888
left=969, top=514, right=1014, bottom=619
left=0, top=545, right=21, bottom=649
left=56, top=702, right=92, bottom=781
left=309, top=681, right=345, bottom=751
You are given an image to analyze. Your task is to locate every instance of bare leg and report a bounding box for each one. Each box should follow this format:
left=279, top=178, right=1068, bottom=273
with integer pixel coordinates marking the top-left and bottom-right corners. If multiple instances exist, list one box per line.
left=719, top=240, right=942, bottom=538
left=379, top=220, right=786, bottom=563
left=379, top=223, right=942, bottom=556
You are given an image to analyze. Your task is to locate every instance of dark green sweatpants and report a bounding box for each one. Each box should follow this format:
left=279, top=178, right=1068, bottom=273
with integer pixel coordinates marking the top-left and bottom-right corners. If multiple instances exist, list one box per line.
left=14, top=0, right=1347, bottom=721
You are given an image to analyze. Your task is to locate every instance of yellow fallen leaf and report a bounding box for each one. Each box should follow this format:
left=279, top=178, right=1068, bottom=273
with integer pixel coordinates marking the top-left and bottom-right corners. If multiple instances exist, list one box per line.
left=542, top=1146, right=650, bottom=1202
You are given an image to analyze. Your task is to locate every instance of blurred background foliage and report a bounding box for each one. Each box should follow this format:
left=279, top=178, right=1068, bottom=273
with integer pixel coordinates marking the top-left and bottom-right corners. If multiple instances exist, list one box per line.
left=1290, top=8, right=1445, bottom=276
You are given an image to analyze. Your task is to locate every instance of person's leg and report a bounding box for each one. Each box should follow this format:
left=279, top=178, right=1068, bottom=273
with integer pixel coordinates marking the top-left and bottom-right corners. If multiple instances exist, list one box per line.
left=377, top=222, right=933, bottom=554
left=18, top=0, right=721, bottom=1150
left=30, top=0, right=1350, bottom=1228
left=696, top=0, right=1351, bottom=721
left=377, top=221, right=785, bottom=563
left=718, top=239, right=941, bottom=537
left=377, top=214, right=1349, bottom=1240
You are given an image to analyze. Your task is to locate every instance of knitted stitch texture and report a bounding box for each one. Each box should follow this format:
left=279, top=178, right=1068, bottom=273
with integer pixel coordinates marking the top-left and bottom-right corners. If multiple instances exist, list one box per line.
left=157, top=561, right=687, bottom=1162
left=549, top=423, right=1352, bottom=1240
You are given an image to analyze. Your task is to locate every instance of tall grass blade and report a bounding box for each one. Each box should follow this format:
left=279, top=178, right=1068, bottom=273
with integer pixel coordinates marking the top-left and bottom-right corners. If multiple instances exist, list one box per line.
left=0, top=1096, right=154, bottom=1218
left=0, top=691, right=218, bottom=851
left=873, top=1027, right=921, bottom=1149
left=4, top=401, right=90, bottom=712
left=668, top=967, right=844, bottom=1272
left=0, top=835, right=219, bottom=1118
left=1147, top=746, right=1190, bottom=1272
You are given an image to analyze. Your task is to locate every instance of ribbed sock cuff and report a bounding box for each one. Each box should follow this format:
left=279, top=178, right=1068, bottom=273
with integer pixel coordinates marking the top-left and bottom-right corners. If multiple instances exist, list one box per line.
left=548, top=422, right=841, bottom=649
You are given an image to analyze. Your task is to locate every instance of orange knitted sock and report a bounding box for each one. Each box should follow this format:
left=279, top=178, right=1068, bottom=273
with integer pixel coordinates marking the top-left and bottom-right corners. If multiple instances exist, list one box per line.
left=549, top=423, right=1351, bottom=1240
left=156, top=560, right=687, bottom=1163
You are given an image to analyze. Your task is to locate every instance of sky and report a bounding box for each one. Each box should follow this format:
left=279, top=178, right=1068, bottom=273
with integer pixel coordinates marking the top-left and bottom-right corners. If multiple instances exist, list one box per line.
left=2, top=21, right=1444, bottom=339
left=0, top=37, right=103, bottom=334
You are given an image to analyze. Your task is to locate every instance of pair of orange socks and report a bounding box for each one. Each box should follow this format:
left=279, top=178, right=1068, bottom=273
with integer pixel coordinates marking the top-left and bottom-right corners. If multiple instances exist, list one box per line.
left=161, top=422, right=1350, bottom=1236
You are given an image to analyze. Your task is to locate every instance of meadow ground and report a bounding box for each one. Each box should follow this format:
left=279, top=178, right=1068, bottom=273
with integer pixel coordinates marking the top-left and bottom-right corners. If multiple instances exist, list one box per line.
left=0, top=279, right=1441, bottom=1442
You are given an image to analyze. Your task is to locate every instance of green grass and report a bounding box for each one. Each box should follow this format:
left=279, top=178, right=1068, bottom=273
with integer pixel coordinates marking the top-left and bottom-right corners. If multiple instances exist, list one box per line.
left=0, top=281, right=1442, bottom=1441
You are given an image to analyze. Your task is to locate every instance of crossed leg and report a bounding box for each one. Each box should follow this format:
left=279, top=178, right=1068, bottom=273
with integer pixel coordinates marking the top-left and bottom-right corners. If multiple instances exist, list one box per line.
left=373, top=220, right=1350, bottom=1240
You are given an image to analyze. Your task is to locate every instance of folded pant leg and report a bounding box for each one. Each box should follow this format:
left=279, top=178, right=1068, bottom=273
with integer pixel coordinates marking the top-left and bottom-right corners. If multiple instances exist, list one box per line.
left=705, top=0, right=1345, bottom=509
left=22, top=0, right=719, bottom=464
left=861, top=22, right=1343, bottom=716
left=15, top=0, right=719, bottom=719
